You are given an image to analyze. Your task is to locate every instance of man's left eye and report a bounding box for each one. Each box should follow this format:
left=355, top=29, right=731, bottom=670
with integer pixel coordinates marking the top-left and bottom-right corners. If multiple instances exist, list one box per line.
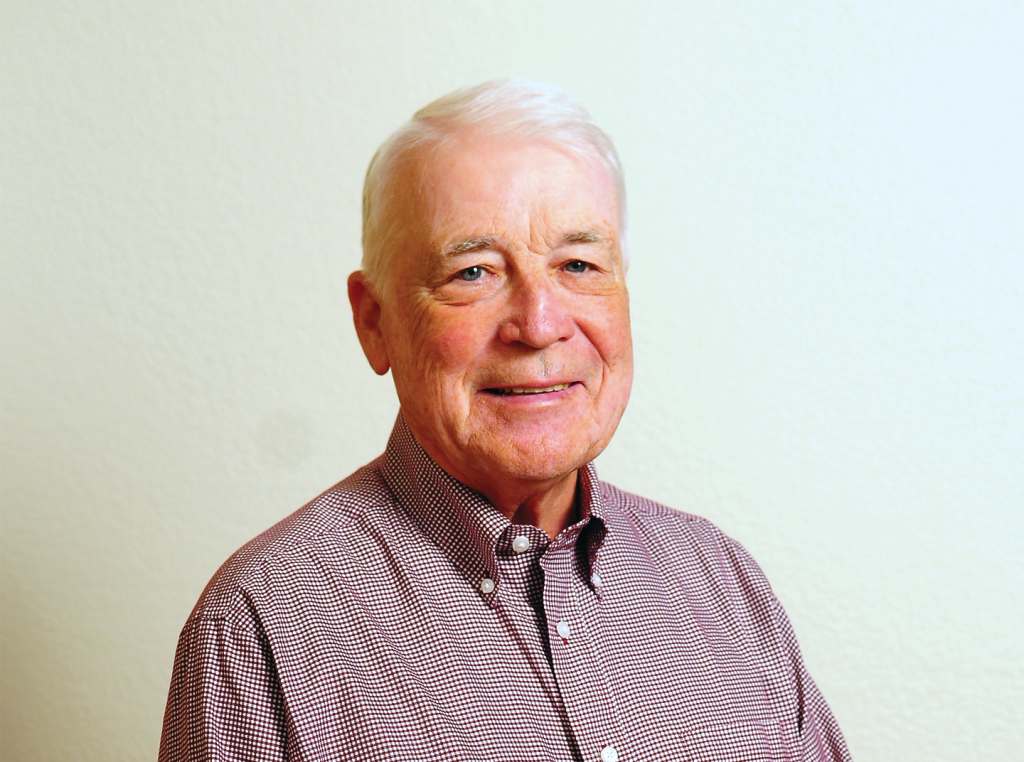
left=564, top=260, right=590, bottom=274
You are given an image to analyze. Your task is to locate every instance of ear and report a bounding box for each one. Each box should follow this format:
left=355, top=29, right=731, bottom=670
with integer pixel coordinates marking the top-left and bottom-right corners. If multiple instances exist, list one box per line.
left=347, top=271, right=391, bottom=376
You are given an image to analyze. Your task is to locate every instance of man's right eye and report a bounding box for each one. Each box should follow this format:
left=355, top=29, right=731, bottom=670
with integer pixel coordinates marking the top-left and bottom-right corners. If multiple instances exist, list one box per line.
left=458, top=266, right=484, bottom=281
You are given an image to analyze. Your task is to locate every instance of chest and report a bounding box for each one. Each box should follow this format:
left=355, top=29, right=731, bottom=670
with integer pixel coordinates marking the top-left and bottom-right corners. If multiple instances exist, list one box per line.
left=256, top=533, right=802, bottom=761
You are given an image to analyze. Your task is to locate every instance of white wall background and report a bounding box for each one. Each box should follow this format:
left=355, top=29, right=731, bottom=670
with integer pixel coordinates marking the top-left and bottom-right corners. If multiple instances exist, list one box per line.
left=2, top=2, right=1022, bottom=760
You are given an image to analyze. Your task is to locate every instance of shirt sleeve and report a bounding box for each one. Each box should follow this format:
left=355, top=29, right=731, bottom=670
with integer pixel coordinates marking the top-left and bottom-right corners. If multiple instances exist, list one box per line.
left=770, top=596, right=852, bottom=762
left=158, top=614, right=288, bottom=762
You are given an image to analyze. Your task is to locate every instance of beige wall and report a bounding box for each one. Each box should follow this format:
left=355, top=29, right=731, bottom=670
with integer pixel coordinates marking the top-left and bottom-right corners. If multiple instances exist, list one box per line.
left=2, top=2, right=1022, bottom=759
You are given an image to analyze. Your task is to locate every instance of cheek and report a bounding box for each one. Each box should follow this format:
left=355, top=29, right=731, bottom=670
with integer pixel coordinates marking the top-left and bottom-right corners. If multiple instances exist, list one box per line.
left=589, top=310, right=634, bottom=409
left=426, top=311, right=493, bottom=367
left=591, top=305, right=633, bottom=367
left=394, top=309, right=495, bottom=400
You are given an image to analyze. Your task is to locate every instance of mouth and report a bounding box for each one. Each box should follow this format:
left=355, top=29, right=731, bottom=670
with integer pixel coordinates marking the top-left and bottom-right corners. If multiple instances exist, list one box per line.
left=483, top=382, right=576, bottom=396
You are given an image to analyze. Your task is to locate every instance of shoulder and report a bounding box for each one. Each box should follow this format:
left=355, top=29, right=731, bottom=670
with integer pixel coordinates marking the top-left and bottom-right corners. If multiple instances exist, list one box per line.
left=185, top=457, right=396, bottom=630
left=599, top=480, right=774, bottom=596
left=598, top=480, right=791, bottom=667
left=601, top=480, right=739, bottom=545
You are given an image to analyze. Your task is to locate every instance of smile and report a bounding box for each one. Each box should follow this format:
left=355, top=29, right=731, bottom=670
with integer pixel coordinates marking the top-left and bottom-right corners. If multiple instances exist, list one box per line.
left=485, top=383, right=573, bottom=396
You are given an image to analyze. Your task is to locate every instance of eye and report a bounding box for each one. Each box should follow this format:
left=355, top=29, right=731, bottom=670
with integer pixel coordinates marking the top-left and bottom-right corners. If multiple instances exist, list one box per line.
left=564, top=260, right=590, bottom=274
left=458, top=266, right=484, bottom=281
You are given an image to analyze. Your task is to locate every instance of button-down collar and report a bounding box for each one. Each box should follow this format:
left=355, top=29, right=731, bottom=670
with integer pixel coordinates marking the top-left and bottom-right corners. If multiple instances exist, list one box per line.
left=382, top=413, right=608, bottom=605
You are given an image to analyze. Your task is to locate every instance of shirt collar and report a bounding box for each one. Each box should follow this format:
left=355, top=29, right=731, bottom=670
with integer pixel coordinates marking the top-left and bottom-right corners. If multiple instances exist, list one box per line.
left=381, top=412, right=608, bottom=593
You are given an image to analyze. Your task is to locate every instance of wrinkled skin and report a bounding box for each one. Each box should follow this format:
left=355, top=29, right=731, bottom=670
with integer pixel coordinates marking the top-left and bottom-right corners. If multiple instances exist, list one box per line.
left=349, top=132, right=633, bottom=537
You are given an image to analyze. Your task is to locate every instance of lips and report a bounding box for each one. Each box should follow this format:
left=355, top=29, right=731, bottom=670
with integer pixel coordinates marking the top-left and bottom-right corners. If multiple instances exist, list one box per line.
left=484, top=382, right=575, bottom=396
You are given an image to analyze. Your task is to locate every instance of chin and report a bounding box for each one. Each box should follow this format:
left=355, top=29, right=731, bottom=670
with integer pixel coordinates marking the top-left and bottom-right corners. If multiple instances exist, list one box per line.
left=487, top=437, right=602, bottom=483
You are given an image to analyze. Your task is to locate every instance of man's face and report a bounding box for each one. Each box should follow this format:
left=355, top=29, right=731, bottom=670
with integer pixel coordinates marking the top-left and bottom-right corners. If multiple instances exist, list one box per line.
left=363, top=133, right=632, bottom=500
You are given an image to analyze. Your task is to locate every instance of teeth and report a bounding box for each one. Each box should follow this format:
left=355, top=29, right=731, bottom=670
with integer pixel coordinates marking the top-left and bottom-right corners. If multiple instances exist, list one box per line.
left=506, top=383, right=570, bottom=395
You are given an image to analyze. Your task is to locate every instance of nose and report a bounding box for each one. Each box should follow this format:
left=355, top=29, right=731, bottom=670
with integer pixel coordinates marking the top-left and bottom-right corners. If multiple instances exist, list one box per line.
left=498, top=272, right=576, bottom=348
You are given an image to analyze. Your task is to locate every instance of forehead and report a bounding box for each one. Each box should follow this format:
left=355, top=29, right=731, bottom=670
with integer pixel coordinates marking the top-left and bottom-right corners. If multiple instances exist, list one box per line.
left=396, top=134, right=621, bottom=253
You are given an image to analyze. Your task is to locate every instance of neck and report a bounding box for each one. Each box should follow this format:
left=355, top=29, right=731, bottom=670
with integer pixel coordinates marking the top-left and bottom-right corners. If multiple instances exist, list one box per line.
left=486, top=470, right=580, bottom=541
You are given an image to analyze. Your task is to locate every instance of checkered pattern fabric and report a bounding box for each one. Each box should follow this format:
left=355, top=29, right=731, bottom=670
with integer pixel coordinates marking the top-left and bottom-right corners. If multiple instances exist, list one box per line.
left=159, top=414, right=850, bottom=761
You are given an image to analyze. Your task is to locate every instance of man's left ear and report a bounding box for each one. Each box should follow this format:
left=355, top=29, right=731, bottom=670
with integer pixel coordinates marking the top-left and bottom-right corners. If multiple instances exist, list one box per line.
left=347, top=271, right=391, bottom=376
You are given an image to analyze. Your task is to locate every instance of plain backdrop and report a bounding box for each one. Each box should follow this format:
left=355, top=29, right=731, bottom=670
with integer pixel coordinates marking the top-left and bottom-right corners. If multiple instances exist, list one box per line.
left=2, top=2, right=1022, bottom=760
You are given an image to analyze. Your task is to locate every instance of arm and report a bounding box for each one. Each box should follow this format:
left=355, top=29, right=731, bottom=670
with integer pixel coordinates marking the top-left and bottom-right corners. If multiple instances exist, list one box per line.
left=771, top=596, right=852, bottom=762
left=159, top=615, right=288, bottom=762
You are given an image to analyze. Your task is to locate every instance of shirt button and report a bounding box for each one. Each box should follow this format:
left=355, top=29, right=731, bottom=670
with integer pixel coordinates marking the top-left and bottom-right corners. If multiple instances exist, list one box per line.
left=591, top=572, right=602, bottom=588
left=556, top=620, right=571, bottom=639
left=511, top=535, right=530, bottom=553
left=601, top=745, right=619, bottom=762
left=479, top=577, right=495, bottom=594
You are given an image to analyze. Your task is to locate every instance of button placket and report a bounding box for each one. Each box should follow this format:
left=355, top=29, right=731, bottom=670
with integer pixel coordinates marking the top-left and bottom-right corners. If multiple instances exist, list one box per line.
left=542, top=544, right=625, bottom=762
left=490, top=525, right=563, bottom=717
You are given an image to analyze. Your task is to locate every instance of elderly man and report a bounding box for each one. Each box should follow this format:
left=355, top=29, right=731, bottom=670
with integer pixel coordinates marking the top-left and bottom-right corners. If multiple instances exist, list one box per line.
left=160, top=80, right=850, bottom=761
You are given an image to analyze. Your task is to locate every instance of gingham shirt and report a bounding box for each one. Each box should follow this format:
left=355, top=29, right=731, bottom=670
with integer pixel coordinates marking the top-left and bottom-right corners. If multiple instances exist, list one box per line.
left=160, top=414, right=851, bottom=761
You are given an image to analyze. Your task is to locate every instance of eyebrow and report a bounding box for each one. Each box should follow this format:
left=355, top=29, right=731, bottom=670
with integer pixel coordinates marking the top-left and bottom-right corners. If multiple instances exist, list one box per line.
left=439, top=230, right=607, bottom=258
left=563, top=230, right=605, bottom=245
left=441, top=236, right=498, bottom=258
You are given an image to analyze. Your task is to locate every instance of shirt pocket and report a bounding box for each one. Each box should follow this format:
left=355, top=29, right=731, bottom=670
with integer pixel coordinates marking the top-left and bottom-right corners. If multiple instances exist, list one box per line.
left=681, top=718, right=797, bottom=762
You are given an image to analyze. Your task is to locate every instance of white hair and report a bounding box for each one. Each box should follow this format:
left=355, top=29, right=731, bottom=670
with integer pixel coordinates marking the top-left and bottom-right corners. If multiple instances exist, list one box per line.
left=360, top=79, right=628, bottom=291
